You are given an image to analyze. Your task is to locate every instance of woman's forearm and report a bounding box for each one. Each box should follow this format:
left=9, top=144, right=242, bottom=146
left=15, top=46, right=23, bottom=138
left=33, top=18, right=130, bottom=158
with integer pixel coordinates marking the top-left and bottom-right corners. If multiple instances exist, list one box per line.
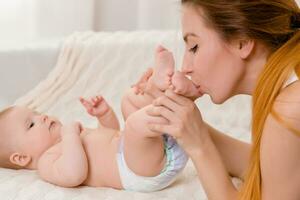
left=205, top=122, right=251, bottom=179
left=191, top=135, right=239, bottom=200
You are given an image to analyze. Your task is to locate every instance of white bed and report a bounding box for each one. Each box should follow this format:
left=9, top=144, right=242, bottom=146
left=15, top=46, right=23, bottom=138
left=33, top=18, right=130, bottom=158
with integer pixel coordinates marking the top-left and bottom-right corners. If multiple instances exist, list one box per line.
left=0, top=31, right=251, bottom=200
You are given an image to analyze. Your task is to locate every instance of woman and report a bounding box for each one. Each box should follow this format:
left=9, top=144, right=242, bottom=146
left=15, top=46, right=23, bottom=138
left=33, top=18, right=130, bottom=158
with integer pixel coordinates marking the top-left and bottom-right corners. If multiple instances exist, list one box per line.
left=144, top=0, right=300, bottom=199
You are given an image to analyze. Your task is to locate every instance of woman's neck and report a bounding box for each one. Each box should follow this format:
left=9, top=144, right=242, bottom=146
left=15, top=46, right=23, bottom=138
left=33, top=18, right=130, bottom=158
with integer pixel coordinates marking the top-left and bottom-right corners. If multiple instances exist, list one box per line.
left=236, top=43, right=270, bottom=95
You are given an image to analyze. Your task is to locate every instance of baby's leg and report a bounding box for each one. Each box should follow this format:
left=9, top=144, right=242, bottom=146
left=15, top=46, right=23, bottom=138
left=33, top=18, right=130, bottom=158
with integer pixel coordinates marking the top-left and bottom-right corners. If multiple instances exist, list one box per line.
left=122, top=105, right=168, bottom=177
left=121, top=46, right=175, bottom=120
left=121, top=85, right=166, bottom=120
left=121, top=88, right=155, bottom=120
left=147, top=45, right=174, bottom=91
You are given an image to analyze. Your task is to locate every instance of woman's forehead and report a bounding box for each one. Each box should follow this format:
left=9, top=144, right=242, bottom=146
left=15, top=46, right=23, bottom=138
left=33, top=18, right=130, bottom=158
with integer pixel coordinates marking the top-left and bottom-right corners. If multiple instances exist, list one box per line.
left=182, top=6, right=214, bottom=40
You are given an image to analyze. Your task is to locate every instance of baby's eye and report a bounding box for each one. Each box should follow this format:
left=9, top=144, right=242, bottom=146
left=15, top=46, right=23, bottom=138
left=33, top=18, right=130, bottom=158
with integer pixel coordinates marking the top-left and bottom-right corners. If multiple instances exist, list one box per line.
left=29, top=122, right=35, bottom=129
left=189, top=44, right=198, bottom=54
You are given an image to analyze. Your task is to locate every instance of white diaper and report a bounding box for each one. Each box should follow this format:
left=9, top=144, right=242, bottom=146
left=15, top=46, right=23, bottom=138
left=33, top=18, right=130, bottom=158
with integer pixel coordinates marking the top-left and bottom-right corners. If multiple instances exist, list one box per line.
left=116, top=134, right=188, bottom=192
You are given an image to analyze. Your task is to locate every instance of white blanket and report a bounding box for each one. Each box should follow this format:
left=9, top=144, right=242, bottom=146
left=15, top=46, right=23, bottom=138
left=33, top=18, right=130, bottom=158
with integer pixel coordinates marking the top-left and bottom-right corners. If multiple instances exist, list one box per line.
left=0, top=31, right=252, bottom=200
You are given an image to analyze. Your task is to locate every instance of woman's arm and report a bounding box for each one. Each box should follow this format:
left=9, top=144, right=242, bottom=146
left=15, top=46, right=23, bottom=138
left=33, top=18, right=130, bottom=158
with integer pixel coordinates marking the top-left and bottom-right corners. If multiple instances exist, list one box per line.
left=146, top=89, right=247, bottom=200
left=206, top=123, right=251, bottom=179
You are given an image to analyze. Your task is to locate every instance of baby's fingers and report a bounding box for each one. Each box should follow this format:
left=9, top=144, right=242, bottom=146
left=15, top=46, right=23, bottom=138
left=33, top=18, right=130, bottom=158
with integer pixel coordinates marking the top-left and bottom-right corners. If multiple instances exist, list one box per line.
left=91, top=96, right=103, bottom=105
left=80, top=97, right=93, bottom=109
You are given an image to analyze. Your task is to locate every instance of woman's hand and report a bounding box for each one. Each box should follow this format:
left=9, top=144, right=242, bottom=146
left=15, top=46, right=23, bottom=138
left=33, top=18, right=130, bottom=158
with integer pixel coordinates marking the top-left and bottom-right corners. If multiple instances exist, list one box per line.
left=146, top=89, right=210, bottom=157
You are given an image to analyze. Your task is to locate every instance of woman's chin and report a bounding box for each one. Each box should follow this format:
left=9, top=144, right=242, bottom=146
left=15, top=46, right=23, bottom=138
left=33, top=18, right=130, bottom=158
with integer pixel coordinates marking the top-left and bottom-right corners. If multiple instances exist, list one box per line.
left=210, top=94, right=228, bottom=105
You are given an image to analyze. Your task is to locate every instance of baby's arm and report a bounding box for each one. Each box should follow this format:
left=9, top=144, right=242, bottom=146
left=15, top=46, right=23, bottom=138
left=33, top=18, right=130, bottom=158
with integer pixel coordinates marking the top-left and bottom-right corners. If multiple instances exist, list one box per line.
left=80, top=96, right=120, bottom=130
left=37, top=122, right=88, bottom=187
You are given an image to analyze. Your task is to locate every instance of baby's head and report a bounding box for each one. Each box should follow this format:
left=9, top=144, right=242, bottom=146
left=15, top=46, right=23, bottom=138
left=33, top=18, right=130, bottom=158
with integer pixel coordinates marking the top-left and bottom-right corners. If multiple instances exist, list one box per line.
left=0, top=106, right=62, bottom=170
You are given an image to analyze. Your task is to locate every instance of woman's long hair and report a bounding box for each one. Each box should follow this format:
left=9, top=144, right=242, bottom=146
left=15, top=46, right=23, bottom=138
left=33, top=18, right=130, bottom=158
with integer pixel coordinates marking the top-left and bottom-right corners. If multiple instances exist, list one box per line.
left=181, top=0, right=300, bottom=199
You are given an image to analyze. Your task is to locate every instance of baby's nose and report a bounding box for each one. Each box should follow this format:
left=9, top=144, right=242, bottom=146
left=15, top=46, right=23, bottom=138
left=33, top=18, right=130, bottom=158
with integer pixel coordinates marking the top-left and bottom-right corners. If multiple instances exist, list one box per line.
left=41, top=115, right=48, bottom=123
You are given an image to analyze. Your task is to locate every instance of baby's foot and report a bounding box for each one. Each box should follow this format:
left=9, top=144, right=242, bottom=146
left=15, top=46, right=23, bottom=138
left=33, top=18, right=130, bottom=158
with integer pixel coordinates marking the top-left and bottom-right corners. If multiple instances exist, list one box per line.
left=80, top=95, right=110, bottom=117
left=150, top=45, right=175, bottom=91
left=171, top=71, right=203, bottom=99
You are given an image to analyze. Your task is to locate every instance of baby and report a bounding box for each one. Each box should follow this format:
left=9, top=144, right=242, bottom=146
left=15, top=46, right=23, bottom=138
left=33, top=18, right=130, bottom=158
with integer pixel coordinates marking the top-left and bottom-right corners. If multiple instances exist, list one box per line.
left=0, top=46, right=202, bottom=192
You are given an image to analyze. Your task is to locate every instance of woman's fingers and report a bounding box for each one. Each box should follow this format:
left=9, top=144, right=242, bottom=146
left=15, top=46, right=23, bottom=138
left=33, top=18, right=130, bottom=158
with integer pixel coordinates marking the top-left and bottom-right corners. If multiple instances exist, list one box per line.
left=146, top=104, right=177, bottom=122
left=152, top=95, right=179, bottom=112
left=147, top=123, right=178, bottom=137
left=164, top=88, right=192, bottom=106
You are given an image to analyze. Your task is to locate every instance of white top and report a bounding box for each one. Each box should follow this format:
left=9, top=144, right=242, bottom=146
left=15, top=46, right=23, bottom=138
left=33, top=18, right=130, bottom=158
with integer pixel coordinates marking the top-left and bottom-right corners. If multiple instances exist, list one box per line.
left=283, top=70, right=299, bottom=88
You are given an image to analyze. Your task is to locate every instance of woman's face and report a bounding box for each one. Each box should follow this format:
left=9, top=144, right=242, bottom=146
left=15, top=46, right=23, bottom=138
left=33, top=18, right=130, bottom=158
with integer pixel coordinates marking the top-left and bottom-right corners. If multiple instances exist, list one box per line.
left=181, top=5, right=245, bottom=104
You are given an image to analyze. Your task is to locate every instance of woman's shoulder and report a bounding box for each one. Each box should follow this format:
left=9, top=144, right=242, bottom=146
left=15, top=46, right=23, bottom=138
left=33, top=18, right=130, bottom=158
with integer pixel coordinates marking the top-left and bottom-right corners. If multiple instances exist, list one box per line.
left=260, top=81, right=300, bottom=197
left=272, top=80, right=300, bottom=133
left=276, top=79, right=300, bottom=101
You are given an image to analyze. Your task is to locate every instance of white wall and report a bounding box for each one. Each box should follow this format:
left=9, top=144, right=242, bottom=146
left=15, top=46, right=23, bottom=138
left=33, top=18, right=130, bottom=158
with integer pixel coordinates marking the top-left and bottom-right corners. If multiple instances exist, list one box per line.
left=94, top=0, right=181, bottom=31
left=94, top=0, right=139, bottom=31
left=0, top=0, right=181, bottom=45
left=0, top=1, right=36, bottom=44
left=0, top=0, right=95, bottom=46
left=35, top=0, right=94, bottom=38
left=1, top=0, right=298, bottom=43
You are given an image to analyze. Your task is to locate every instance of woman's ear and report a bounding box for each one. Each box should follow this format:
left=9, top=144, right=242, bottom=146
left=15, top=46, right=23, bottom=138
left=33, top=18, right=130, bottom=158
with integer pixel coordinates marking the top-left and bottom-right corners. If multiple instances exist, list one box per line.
left=9, top=152, right=31, bottom=167
left=237, top=39, right=255, bottom=59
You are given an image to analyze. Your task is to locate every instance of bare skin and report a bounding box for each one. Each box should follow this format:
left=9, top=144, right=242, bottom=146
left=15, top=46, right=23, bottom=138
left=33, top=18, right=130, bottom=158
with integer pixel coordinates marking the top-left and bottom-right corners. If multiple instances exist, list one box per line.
left=145, top=5, right=300, bottom=200
left=147, top=45, right=203, bottom=99
left=1, top=45, right=201, bottom=189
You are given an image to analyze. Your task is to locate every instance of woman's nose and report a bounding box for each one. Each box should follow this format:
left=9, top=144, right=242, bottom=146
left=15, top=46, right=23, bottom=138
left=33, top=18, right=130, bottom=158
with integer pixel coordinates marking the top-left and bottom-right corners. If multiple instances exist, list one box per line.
left=181, top=55, right=193, bottom=75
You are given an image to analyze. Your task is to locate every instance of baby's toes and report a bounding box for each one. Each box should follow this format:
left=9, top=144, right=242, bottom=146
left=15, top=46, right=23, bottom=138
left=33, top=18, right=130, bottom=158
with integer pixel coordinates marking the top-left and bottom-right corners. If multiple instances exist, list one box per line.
left=165, top=77, right=172, bottom=87
left=93, top=97, right=99, bottom=104
left=96, top=96, right=103, bottom=101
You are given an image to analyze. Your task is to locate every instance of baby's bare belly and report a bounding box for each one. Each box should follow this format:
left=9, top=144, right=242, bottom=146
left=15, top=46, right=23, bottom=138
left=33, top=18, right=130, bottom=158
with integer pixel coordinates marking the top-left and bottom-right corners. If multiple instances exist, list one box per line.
left=80, top=127, right=123, bottom=189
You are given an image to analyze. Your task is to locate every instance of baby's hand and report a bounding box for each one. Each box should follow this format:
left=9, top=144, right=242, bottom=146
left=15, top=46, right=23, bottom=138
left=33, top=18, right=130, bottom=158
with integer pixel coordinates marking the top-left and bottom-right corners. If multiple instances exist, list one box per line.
left=80, top=95, right=110, bottom=117
left=61, top=122, right=83, bottom=136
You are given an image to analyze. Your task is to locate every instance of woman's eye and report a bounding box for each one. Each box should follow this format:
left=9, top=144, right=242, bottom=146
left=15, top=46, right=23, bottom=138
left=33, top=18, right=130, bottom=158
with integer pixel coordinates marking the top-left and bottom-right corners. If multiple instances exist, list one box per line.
left=189, top=44, right=198, bottom=53
left=29, top=122, right=35, bottom=129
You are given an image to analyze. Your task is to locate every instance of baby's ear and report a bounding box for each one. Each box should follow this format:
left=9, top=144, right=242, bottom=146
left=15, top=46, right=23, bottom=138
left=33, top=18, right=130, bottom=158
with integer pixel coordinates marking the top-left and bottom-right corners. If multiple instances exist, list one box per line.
left=9, top=153, right=31, bottom=167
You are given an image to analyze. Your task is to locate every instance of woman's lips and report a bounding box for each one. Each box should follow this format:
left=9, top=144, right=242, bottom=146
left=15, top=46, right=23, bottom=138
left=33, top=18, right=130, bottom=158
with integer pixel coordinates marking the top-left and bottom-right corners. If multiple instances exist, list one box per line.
left=192, top=82, right=204, bottom=96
